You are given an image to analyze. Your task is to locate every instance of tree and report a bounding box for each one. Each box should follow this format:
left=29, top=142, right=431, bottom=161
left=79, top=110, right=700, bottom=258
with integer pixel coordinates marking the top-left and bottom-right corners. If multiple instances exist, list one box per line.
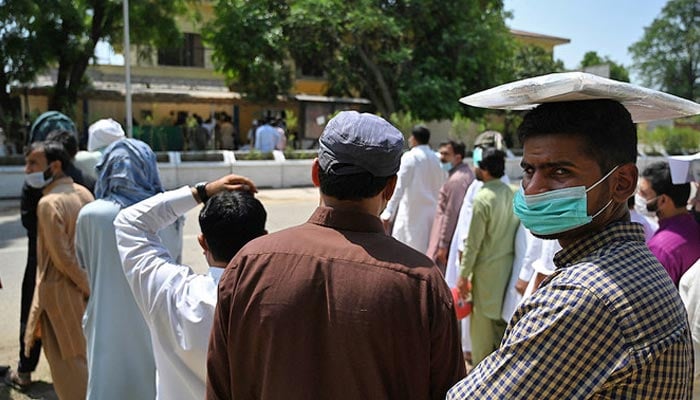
left=512, top=43, right=565, bottom=80
left=629, top=0, right=700, bottom=100
left=579, top=51, right=630, bottom=82
left=1, top=0, right=193, bottom=116
left=205, top=0, right=514, bottom=120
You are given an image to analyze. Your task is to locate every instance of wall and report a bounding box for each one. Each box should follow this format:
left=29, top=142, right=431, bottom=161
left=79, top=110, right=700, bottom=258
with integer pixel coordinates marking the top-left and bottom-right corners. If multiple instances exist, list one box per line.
left=0, top=156, right=671, bottom=199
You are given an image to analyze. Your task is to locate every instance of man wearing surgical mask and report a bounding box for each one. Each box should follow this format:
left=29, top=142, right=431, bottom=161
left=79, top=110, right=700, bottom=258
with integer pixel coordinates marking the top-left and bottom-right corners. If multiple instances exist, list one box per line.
left=448, top=99, right=692, bottom=398
left=22, top=141, right=94, bottom=399
left=426, top=140, right=474, bottom=273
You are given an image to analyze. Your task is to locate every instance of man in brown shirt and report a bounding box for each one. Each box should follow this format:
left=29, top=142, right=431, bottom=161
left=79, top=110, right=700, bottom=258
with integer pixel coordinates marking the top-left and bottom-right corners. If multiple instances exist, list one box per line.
left=207, top=111, right=466, bottom=400
left=23, top=141, right=94, bottom=399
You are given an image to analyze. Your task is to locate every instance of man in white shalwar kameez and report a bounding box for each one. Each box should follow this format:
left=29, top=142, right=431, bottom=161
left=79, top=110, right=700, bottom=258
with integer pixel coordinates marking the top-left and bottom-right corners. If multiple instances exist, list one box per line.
left=381, top=125, right=445, bottom=253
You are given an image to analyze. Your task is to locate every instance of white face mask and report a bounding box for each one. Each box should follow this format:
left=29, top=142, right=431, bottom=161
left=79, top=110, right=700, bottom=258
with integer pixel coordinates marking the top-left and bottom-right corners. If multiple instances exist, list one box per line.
left=25, top=168, right=53, bottom=189
left=634, top=192, right=657, bottom=218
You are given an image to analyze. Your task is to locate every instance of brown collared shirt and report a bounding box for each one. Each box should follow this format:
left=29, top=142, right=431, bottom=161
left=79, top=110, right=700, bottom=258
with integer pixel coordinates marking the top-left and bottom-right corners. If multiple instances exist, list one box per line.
left=207, top=206, right=466, bottom=400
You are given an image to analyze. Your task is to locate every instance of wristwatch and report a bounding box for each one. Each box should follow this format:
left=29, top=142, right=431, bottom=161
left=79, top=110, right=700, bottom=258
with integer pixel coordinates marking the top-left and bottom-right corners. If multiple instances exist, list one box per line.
left=195, top=181, right=210, bottom=203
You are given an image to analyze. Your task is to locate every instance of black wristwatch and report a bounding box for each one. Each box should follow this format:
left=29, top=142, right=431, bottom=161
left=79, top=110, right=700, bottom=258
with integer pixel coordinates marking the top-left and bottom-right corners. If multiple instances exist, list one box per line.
left=195, top=181, right=210, bottom=203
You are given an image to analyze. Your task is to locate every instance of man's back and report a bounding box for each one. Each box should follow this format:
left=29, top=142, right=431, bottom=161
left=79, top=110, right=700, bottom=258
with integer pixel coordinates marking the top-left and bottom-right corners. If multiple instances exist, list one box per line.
left=208, top=207, right=466, bottom=400
left=383, top=145, right=445, bottom=253
left=77, top=199, right=159, bottom=400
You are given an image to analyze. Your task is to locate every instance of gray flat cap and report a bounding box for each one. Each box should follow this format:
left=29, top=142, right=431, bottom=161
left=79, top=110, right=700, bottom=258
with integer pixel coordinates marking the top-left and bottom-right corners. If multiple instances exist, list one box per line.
left=318, top=111, right=404, bottom=177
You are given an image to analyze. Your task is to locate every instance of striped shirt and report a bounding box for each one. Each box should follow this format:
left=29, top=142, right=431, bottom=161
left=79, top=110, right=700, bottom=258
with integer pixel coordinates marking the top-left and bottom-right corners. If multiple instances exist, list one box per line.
left=447, top=221, right=693, bottom=399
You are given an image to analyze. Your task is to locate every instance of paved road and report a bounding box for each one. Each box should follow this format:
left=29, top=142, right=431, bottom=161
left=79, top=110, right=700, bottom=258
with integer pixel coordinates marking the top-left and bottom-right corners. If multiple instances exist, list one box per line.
left=0, top=187, right=319, bottom=399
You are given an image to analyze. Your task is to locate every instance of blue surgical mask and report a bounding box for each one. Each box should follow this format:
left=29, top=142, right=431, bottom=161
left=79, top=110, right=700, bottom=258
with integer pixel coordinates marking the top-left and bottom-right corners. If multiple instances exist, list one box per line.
left=472, top=147, right=483, bottom=168
left=25, top=167, right=53, bottom=189
left=513, top=166, right=619, bottom=235
left=440, top=162, right=453, bottom=173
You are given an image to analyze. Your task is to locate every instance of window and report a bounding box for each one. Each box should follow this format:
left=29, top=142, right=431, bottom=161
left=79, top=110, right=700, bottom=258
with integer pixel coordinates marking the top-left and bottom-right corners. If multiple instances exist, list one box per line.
left=157, top=33, right=205, bottom=67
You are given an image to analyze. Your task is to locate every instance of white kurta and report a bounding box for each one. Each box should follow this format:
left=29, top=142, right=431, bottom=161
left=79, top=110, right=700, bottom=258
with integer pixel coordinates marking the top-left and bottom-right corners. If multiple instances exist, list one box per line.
left=679, top=259, right=700, bottom=400
left=381, top=144, right=445, bottom=253
left=114, top=187, right=222, bottom=400
left=76, top=199, right=182, bottom=400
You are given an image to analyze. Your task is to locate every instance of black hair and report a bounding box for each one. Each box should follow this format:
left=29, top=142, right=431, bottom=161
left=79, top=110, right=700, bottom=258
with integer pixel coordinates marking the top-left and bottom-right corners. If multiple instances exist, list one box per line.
left=641, top=161, right=691, bottom=208
left=46, top=130, right=78, bottom=158
left=26, top=141, right=70, bottom=171
left=517, top=100, right=637, bottom=172
left=199, top=191, right=267, bottom=263
left=411, top=125, right=430, bottom=145
left=478, top=148, right=506, bottom=178
left=440, top=140, right=466, bottom=158
left=318, top=169, right=392, bottom=201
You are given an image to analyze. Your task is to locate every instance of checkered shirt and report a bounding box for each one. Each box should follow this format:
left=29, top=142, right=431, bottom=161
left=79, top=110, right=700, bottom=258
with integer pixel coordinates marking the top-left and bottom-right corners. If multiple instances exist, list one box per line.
left=447, top=221, right=693, bottom=399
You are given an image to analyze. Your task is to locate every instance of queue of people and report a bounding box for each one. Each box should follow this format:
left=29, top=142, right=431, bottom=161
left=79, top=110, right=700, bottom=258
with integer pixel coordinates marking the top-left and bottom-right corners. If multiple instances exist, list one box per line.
left=3, top=71, right=700, bottom=400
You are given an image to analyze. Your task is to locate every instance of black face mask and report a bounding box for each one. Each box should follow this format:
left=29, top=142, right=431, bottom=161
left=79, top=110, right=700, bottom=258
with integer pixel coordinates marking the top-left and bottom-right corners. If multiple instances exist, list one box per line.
left=646, top=195, right=660, bottom=213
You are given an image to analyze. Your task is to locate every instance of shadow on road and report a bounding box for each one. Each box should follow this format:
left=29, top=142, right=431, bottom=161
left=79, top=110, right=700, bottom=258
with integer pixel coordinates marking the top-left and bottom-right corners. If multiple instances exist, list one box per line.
left=1, top=380, right=57, bottom=400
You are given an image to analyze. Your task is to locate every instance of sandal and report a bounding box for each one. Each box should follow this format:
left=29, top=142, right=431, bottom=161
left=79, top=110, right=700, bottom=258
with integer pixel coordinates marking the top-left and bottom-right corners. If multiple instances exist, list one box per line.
left=4, top=369, right=31, bottom=391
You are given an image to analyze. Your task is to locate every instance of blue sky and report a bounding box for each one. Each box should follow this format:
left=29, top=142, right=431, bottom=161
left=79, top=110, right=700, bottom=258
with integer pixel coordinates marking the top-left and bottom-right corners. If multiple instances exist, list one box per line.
left=504, top=0, right=668, bottom=83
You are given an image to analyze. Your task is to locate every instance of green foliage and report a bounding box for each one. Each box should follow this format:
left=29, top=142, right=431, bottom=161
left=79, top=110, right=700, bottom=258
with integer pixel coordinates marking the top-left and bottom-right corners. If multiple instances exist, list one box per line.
left=203, top=0, right=292, bottom=103
left=629, top=0, right=700, bottom=99
left=234, top=149, right=275, bottom=160
left=389, top=112, right=424, bottom=142
left=205, top=0, right=513, bottom=120
left=512, top=44, right=565, bottom=80
left=285, top=109, right=298, bottom=133
left=449, top=114, right=486, bottom=149
left=638, top=124, right=700, bottom=155
left=1, top=0, right=192, bottom=115
left=579, top=51, right=630, bottom=82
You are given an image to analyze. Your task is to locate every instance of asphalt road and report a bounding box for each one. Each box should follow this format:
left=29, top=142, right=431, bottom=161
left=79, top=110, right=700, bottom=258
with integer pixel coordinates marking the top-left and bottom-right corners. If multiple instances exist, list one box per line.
left=0, top=186, right=319, bottom=399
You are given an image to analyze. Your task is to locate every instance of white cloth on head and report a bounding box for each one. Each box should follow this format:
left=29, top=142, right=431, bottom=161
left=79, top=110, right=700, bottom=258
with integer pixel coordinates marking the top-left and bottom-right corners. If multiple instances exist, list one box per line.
left=380, top=144, right=445, bottom=253
left=114, top=186, right=222, bottom=400
left=87, top=118, right=125, bottom=151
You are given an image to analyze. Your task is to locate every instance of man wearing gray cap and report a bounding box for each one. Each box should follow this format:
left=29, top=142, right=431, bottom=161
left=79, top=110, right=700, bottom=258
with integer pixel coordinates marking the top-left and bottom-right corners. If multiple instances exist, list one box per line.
left=207, top=111, right=466, bottom=400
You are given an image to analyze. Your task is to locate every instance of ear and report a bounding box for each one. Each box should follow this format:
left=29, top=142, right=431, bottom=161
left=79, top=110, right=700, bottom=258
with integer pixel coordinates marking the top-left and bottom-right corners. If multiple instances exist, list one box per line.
left=197, top=233, right=208, bottom=252
left=311, top=158, right=320, bottom=187
left=383, top=175, right=398, bottom=201
left=611, top=163, right=637, bottom=203
left=49, top=159, right=61, bottom=174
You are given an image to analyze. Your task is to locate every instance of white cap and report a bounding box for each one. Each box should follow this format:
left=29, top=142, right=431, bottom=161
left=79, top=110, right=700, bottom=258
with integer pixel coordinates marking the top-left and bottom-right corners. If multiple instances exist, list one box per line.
left=668, top=153, right=700, bottom=184
left=88, top=118, right=125, bottom=151
left=460, top=72, right=700, bottom=123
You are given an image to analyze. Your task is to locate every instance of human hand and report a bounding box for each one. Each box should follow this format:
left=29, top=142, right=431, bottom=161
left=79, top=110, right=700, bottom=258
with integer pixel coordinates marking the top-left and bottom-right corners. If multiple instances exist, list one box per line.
left=456, top=276, right=471, bottom=300
left=193, top=174, right=257, bottom=203
left=435, top=247, right=448, bottom=266
left=205, top=174, right=258, bottom=198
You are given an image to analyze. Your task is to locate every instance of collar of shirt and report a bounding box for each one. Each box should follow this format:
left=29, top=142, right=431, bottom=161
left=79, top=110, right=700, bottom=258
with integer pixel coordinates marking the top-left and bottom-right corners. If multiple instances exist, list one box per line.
left=209, top=266, right=225, bottom=284
left=482, top=179, right=505, bottom=189
left=658, top=212, right=697, bottom=231
left=449, top=162, right=471, bottom=176
left=554, top=221, right=646, bottom=269
left=42, top=176, right=74, bottom=194
left=307, top=206, right=385, bottom=234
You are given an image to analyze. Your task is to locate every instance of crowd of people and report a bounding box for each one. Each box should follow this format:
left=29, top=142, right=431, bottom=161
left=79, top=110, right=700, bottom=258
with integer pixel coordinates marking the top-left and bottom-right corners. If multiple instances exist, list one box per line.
left=2, top=72, right=700, bottom=399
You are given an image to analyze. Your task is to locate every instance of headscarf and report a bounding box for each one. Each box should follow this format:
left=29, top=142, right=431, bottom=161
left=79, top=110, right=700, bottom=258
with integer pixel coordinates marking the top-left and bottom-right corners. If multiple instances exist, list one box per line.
left=95, top=138, right=163, bottom=207
left=29, top=111, right=77, bottom=144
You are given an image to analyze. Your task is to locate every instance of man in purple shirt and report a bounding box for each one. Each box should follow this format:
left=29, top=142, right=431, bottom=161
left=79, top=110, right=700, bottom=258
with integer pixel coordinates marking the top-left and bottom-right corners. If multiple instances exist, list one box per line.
left=640, top=161, right=700, bottom=286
